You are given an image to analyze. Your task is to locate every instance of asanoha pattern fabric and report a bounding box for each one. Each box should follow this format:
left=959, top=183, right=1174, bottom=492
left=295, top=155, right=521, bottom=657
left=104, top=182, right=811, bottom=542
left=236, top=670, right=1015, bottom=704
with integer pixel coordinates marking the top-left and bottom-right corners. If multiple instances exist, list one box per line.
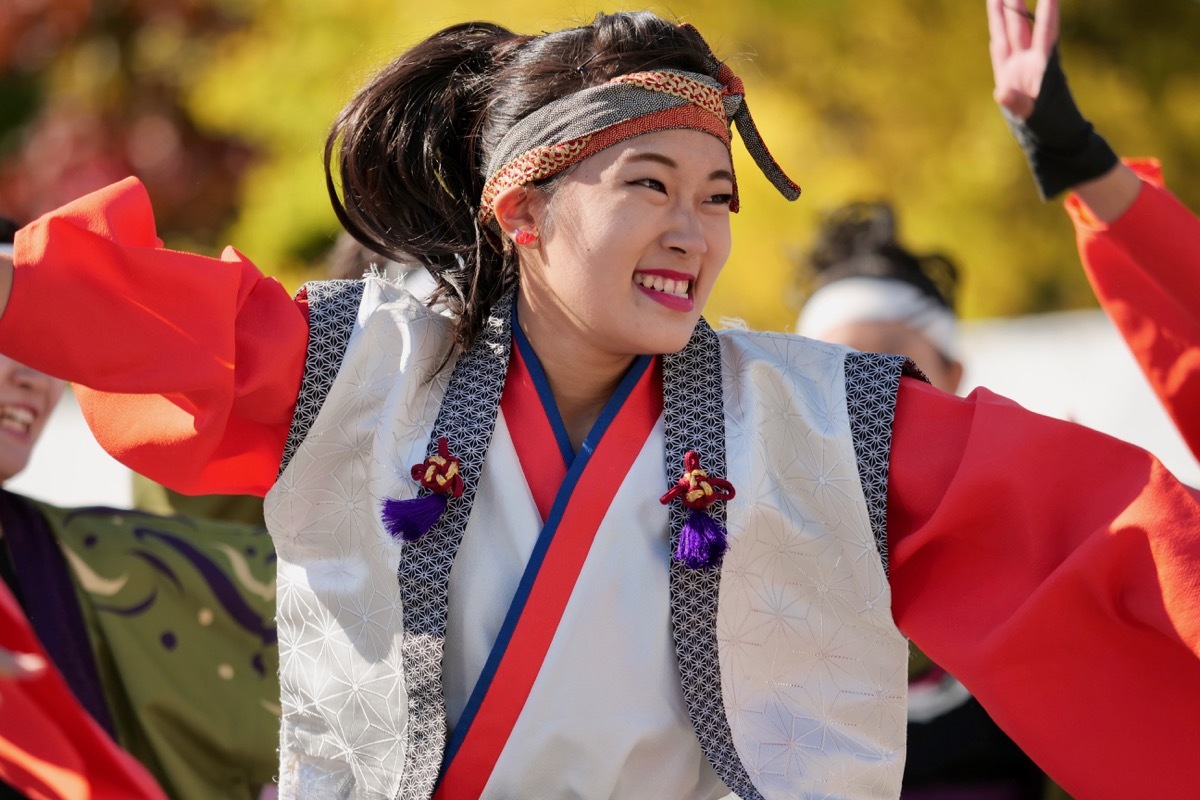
left=843, top=352, right=920, bottom=576
left=394, top=291, right=513, bottom=799
left=265, top=278, right=907, bottom=799
left=663, top=319, right=760, bottom=799
left=717, top=331, right=908, bottom=799
left=267, top=282, right=454, bottom=799
left=279, top=279, right=365, bottom=476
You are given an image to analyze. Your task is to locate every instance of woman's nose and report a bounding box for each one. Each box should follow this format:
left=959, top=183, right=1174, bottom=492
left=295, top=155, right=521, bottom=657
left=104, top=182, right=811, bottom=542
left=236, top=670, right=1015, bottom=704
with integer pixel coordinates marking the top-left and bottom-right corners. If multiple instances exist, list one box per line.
left=662, top=207, right=708, bottom=256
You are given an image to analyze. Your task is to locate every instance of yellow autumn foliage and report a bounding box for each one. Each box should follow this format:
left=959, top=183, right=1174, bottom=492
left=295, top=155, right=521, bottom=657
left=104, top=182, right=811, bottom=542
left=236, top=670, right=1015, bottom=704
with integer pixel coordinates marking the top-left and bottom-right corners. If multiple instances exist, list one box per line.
left=180, top=0, right=1199, bottom=330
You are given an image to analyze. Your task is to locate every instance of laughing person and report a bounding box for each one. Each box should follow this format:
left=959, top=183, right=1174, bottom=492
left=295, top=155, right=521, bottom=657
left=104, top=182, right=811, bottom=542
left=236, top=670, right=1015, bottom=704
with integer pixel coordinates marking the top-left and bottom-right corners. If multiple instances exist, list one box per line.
left=2, top=11, right=1200, bottom=799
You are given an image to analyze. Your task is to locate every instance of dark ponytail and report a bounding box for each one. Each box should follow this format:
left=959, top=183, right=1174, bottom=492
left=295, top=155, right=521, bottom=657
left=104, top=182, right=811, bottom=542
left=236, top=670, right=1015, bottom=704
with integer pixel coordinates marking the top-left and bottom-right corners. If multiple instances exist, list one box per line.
left=326, top=22, right=521, bottom=354
left=326, top=12, right=715, bottom=355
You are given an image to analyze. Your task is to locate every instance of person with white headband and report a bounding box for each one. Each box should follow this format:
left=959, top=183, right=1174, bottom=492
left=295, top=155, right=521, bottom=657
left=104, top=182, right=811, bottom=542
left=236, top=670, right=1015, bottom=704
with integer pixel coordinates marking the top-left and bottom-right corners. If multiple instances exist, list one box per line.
left=796, top=201, right=1066, bottom=800
left=0, top=8, right=1199, bottom=800
left=795, top=202, right=964, bottom=395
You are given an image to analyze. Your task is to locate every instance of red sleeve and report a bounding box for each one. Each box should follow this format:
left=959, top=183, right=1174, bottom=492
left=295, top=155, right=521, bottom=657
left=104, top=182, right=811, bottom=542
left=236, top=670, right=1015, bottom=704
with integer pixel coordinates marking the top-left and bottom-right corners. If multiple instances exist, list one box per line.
left=887, top=376, right=1200, bottom=799
left=0, top=584, right=167, bottom=799
left=1066, top=160, right=1200, bottom=459
left=0, top=178, right=309, bottom=496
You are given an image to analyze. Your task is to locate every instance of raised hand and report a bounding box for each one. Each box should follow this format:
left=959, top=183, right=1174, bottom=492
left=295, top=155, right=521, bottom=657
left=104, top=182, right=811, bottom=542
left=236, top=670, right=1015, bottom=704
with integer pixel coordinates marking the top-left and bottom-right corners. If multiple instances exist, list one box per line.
left=987, top=0, right=1059, bottom=120
left=987, top=0, right=1120, bottom=200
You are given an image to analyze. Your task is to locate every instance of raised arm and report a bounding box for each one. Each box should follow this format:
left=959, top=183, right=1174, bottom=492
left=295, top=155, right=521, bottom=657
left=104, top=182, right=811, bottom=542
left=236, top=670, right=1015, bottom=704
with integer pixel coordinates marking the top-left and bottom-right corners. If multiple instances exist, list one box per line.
left=990, top=0, right=1200, bottom=459
left=1065, top=162, right=1200, bottom=459
left=0, top=179, right=309, bottom=496
left=987, top=0, right=1137, bottom=214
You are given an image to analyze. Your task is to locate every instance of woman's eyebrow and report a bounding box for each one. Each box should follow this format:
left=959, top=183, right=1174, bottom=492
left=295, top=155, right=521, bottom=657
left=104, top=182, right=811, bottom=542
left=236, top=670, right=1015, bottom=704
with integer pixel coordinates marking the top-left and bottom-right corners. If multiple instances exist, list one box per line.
left=628, top=151, right=677, bottom=168
left=627, top=152, right=734, bottom=182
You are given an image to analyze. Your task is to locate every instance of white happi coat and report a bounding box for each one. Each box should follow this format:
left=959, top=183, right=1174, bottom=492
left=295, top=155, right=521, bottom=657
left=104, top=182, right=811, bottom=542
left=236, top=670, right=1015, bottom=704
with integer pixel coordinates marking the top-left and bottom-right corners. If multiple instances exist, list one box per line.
left=265, top=277, right=909, bottom=800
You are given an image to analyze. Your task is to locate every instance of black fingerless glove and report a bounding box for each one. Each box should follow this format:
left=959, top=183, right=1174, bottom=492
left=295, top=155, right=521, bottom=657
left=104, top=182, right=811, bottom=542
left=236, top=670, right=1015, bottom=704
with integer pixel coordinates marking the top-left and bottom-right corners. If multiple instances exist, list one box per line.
left=1003, top=48, right=1119, bottom=200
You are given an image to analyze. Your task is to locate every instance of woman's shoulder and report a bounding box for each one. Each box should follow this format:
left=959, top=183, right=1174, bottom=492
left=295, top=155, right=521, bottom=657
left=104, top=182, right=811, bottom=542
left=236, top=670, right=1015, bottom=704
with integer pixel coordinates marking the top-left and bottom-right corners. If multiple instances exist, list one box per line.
left=713, top=321, right=857, bottom=361
left=299, top=273, right=456, bottom=349
left=302, top=271, right=452, bottom=321
left=712, top=323, right=911, bottom=392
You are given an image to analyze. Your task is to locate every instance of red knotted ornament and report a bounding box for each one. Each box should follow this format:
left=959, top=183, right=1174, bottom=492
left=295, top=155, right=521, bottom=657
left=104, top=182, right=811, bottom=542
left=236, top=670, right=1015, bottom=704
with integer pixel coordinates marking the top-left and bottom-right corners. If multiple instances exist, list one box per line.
left=381, top=437, right=464, bottom=542
left=660, top=450, right=736, bottom=569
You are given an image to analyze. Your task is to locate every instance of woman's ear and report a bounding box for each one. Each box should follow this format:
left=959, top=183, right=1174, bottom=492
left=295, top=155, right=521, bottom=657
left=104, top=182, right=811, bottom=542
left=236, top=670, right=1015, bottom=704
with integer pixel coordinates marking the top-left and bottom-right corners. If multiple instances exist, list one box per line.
left=492, top=186, right=539, bottom=244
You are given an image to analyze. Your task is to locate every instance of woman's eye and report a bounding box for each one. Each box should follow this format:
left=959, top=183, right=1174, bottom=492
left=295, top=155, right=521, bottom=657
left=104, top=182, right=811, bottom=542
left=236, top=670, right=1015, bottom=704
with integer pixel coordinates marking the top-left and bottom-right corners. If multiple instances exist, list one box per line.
left=630, top=178, right=667, bottom=193
left=708, top=193, right=734, bottom=206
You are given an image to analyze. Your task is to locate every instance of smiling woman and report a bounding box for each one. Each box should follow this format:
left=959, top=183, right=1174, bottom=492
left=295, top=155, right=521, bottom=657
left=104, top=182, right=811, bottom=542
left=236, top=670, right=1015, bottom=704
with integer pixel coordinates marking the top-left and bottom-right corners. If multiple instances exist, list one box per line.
left=0, top=355, right=63, bottom=483
left=498, top=129, right=735, bottom=448
left=0, top=224, right=65, bottom=485
left=0, top=7, right=1199, bottom=800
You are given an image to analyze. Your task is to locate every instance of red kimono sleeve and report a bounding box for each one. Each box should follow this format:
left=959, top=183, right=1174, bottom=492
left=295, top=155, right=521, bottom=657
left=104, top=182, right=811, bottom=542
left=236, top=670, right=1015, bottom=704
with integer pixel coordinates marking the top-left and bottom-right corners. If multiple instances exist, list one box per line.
left=0, top=583, right=167, bottom=800
left=1067, top=160, right=1200, bottom=459
left=887, top=377, right=1200, bottom=799
left=0, top=178, right=309, bottom=496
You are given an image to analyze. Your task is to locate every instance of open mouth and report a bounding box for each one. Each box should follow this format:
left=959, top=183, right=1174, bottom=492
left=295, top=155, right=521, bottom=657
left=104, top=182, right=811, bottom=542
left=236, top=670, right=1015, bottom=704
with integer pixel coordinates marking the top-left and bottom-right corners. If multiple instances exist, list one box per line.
left=0, top=405, right=36, bottom=437
left=633, top=271, right=692, bottom=299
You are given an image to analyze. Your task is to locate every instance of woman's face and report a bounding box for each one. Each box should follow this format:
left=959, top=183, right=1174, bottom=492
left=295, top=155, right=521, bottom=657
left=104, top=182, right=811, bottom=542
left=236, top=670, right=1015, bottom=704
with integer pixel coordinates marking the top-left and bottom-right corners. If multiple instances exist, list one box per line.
left=517, top=127, right=734, bottom=359
left=0, top=354, right=64, bottom=483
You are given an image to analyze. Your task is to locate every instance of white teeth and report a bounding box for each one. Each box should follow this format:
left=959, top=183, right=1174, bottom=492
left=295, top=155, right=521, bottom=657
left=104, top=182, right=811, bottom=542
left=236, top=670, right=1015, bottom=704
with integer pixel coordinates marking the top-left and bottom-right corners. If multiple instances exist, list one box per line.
left=0, top=406, right=34, bottom=435
left=634, top=273, right=691, bottom=298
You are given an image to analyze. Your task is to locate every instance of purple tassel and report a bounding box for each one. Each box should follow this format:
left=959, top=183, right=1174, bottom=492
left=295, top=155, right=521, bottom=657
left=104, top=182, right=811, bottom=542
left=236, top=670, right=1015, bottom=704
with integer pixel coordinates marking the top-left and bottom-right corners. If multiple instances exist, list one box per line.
left=381, top=494, right=449, bottom=542
left=674, top=508, right=728, bottom=570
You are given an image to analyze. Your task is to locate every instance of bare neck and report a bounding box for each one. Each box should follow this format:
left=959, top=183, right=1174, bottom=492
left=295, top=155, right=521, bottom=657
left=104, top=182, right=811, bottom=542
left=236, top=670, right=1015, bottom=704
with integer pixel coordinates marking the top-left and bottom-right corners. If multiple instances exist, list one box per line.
left=515, top=292, right=634, bottom=452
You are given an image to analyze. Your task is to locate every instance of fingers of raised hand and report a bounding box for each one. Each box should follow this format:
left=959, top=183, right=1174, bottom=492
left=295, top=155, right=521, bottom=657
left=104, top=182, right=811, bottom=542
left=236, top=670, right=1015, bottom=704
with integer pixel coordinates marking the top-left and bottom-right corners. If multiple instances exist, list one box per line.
left=1031, top=0, right=1060, bottom=56
left=1003, top=0, right=1035, bottom=51
left=987, top=0, right=1013, bottom=61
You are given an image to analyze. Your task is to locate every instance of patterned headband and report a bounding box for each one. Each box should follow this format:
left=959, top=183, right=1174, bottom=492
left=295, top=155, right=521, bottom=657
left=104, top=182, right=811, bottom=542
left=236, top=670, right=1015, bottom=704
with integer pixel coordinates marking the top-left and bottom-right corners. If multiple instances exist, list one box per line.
left=479, top=46, right=800, bottom=224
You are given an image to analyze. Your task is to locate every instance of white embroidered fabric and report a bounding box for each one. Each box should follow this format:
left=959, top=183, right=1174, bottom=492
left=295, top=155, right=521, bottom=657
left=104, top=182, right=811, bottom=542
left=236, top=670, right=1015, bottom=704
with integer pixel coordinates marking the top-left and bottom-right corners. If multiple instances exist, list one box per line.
left=719, top=331, right=908, bottom=798
left=266, top=279, right=907, bottom=799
